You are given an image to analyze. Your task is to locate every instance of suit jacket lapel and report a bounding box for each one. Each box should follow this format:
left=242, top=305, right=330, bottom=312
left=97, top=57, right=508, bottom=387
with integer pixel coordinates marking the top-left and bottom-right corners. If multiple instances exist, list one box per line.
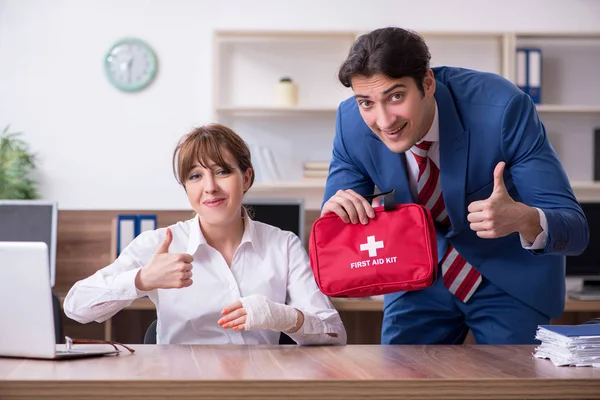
left=436, top=82, right=468, bottom=237
left=366, top=134, right=414, bottom=205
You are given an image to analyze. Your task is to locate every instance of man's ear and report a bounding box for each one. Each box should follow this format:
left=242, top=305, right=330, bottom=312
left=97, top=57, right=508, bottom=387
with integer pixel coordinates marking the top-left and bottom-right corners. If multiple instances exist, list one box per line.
left=423, top=69, right=436, bottom=97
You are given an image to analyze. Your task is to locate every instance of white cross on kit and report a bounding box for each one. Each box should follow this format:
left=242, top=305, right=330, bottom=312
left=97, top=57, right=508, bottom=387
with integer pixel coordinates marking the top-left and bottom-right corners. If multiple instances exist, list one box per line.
left=360, top=235, right=384, bottom=257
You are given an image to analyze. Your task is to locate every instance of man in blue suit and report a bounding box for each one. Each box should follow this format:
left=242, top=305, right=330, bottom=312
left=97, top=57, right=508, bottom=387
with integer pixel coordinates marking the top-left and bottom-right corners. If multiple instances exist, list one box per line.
left=322, top=27, right=589, bottom=344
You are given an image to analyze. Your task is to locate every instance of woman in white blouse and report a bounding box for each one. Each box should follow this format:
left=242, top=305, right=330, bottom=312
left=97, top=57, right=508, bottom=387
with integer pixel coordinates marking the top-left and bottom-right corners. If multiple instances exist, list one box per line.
left=64, top=124, right=346, bottom=345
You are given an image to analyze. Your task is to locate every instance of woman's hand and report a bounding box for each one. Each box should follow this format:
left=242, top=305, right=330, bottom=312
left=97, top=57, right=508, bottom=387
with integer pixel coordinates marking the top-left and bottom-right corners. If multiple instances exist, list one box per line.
left=218, top=295, right=303, bottom=333
left=135, top=228, right=194, bottom=291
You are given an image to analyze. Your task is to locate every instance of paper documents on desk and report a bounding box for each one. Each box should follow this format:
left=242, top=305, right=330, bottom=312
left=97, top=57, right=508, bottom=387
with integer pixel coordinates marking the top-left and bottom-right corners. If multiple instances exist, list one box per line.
left=534, top=324, right=600, bottom=367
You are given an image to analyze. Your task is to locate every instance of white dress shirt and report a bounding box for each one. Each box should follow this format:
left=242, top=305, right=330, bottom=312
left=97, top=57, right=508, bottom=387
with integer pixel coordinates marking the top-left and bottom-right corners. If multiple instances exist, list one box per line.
left=64, top=214, right=347, bottom=345
left=405, top=102, right=548, bottom=249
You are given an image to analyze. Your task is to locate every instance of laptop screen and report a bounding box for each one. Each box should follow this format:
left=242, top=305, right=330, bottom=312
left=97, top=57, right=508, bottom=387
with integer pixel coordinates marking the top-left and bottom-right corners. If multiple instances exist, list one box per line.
left=0, top=201, right=58, bottom=287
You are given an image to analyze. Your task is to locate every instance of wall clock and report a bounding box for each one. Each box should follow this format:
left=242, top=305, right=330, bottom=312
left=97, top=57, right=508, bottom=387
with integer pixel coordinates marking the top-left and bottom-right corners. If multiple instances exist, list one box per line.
left=104, top=38, right=158, bottom=92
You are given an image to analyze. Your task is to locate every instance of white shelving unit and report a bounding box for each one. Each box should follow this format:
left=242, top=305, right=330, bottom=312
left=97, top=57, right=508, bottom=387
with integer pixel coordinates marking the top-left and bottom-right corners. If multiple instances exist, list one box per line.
left=213, top=30, right=600, bottom=209
left=537, top=105, right=600, bottom=114
left=423, top=32, right=511, bottom=79
left=212, top=31, right=355, bottom=209
left=514, top=33, right=600, bottom=184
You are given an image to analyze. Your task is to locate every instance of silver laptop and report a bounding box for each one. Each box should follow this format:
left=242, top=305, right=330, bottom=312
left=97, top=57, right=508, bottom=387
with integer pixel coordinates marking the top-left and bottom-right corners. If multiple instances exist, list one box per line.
left=0, top=242, right=119, bottom=359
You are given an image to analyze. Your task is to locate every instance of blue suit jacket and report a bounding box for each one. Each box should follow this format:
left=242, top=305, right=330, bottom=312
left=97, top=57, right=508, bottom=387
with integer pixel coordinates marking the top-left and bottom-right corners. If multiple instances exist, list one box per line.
left=323, top=66, right=589, bottom=318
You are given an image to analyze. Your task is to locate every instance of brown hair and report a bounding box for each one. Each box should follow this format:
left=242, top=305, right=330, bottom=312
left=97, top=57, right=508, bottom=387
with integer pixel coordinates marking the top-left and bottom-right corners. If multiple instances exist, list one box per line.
left=172, top=123, right=254, bottom=193
left=338, top=27, right=431, bottom=96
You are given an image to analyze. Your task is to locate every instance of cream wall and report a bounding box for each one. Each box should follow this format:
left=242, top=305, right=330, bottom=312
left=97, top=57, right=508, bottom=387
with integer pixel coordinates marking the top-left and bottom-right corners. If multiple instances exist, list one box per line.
left=1, top=0, right=599, bottom=209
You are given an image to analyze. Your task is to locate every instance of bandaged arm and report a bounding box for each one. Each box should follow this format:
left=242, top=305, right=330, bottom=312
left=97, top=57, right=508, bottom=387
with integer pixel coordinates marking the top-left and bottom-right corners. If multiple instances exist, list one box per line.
left=240, top=234, right=347, bottom=345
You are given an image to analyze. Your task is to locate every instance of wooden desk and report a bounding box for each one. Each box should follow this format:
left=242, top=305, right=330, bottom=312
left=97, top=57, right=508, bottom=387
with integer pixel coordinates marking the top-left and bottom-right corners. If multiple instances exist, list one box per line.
left=59, top=296, right=600, bottom=343
left=1, top=345, right=599, bottom=400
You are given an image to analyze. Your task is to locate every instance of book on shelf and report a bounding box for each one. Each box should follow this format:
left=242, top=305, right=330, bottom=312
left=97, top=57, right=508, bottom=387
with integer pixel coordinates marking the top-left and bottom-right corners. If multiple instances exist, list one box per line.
left=304, top=161, right=330, bottom=171
left=250, top=144, right=281, bottom=183
left=303, top=161, right=330, bottom=180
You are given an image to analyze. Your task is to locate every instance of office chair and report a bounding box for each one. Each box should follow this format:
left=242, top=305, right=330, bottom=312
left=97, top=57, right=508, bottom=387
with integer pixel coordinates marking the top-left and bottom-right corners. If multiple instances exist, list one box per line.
left=143, top=319, right=296, bottom=344
left=144, top=319, right=158, bottom=344
left=52, top=291, right=64, bottom=344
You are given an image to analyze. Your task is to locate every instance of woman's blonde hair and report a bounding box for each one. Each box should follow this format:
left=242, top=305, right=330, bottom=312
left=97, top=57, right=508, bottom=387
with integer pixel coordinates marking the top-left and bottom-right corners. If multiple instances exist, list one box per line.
left=172, top=123, right=254, bottom=193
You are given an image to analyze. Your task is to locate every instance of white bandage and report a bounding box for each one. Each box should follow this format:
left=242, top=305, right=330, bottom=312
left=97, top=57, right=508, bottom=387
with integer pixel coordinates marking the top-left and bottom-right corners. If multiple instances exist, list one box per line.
left=240, top=294, right=298, bottom=333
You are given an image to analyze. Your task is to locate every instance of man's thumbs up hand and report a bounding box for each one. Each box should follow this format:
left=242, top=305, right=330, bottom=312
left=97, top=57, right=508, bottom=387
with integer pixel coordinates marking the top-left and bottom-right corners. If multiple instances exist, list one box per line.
left=467, top=162, right=523, bottom=239
left=493, top=162, right=508, bottom=195
left=135, top=228, right=194, bottom=291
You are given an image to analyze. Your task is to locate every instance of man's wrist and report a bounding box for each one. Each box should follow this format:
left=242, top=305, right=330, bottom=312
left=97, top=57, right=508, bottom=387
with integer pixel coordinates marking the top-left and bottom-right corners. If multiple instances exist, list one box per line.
left=517, top=204, right=542, bottom=242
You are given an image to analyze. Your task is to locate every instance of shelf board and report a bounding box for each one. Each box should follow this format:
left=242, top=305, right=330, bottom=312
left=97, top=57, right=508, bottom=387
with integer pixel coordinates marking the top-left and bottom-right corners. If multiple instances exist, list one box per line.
left=215, top=30, right=357, bottom=43
left=571, top=181, right=600, bottom=189
left=215, top=106, right=339, bottom=115
left=251, top=180, right=326, bottom=190
left=571, top=181, right=600, bottom=202
left=516, top=32, right=600, bottom=40
left=331, top=298, right=383, bottom=312
left=536, top=105, right=600, bottom=113
left=246, top=181, right=326, bottom=210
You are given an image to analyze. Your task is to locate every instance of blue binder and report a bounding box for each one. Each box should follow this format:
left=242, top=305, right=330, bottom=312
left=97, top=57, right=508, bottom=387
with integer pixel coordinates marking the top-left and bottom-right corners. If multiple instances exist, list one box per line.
left=515, top=48, right=527, bottom=94
left=138, top=215, right=157, bottom=234
left=538, top=324, right=600, bottom=337
left=527, top=48, right=542, bottom=104
left=116, top=214, right=138, bottom=255
left=116, top=214, right=158, bottom=255
left=517, top=47, right=542, bottom=104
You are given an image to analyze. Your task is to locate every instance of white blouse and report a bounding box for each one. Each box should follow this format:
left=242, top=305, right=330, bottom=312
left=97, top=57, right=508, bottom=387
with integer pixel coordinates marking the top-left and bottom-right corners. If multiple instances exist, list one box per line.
left=64, top=214, right=347, bottom=346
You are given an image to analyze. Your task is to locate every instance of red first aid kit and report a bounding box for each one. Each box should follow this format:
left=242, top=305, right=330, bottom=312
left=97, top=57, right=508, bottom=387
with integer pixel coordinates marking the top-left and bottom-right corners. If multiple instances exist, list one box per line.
left=309, top=190, right=438, bottom=298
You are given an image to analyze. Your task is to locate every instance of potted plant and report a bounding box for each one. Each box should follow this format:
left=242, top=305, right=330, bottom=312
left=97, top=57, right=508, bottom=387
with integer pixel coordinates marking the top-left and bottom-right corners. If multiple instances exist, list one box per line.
left=0, top=125, right=39, bottom=199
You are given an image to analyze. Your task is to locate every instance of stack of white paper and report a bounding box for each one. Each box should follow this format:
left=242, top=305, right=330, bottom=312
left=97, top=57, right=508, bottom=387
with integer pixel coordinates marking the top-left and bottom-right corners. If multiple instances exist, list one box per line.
left=534, top=324, right=600, bottom=367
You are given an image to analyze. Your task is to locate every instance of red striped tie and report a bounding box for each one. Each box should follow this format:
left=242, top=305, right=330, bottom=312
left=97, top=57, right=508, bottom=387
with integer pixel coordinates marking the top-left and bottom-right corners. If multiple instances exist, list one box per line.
left=411, top=141, right=482, bottom=302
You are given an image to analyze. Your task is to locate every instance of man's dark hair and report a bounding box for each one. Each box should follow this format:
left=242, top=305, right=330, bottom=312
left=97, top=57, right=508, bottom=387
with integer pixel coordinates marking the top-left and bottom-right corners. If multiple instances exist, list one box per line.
left=338, top=27, right=431, bottom=95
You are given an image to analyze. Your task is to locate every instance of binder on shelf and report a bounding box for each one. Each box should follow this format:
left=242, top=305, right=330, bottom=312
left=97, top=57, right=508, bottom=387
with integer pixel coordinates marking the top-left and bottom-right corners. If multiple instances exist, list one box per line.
left=138, top=214, right=157, bottom=233
left=515, top=47, right=542, bottom=104
left=115, top=214, right=158, bottom=256
left=116, top=215, right=137, bottom=256
left=527, top=48, right=542, bottom=104
left=516, top=48, right=527, bottom=94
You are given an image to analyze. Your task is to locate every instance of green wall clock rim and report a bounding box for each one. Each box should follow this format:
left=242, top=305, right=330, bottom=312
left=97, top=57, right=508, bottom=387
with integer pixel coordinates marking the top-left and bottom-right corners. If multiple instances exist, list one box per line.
left=104, top=37, right=158, bottom=92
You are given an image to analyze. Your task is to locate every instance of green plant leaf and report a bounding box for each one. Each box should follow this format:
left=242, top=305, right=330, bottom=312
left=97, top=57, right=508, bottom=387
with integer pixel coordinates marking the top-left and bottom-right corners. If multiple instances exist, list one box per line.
left=0, top=125, right=39, bottom=199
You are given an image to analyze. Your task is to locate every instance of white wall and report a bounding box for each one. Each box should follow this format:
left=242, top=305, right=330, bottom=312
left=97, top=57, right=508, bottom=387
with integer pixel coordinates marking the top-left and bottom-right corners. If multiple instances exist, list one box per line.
left=1, top=0, right=599, bottom=209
